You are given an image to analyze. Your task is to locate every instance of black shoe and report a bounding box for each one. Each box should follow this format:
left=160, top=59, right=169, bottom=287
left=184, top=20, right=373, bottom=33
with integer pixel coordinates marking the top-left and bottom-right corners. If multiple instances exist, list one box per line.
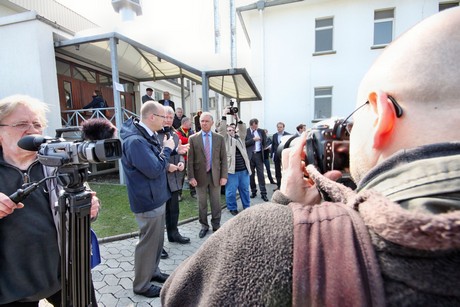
left=250, top=193, right=257, bottom=198
left=273, top=187, right=279, bottom=192
left=261, top=195, right=269, bottom=202
left=161, top=248, right=169, bottom=259
left=199, top=228, right=208, bottom=238
left=169, top=233, right=190, bottom=244
left=151, top=272, right=170, bottom=283
left=134, top=285, right=162, bottom=298
left=190, top=193, right=197, bottom=199
left=212, top=226, right=220, bottom=232
left=229, top=210, right=239, bottom=216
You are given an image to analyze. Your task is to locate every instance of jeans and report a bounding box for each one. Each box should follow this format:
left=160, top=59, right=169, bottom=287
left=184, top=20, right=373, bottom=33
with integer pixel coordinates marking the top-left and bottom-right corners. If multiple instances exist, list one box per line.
left=226, top=170, right=250, bottom=211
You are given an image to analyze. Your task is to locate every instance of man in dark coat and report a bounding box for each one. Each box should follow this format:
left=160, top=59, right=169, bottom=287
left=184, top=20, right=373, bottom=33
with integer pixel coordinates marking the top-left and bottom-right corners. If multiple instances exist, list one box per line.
left=245, top=118, right=268, bottom=202
left=271, top=122, right=291, bottom=191
left=158, top=91, right=175, bottom=111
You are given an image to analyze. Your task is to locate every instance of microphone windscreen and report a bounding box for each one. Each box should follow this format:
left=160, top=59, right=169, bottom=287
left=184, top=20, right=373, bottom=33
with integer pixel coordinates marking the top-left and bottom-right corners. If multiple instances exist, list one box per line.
left=17, top=135, right=47, bottom=151
left=81, top=118, right=116, bottom=140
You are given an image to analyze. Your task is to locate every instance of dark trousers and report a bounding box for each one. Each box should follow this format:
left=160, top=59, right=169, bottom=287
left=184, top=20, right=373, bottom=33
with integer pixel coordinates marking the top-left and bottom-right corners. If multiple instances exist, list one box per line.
left=249, top=152, right=267, bottom=196
left=166, top=190, right=180, bottom=238
left=274, top=158, right=282, bottom=188
left=264, top=158, right=275, bottom=183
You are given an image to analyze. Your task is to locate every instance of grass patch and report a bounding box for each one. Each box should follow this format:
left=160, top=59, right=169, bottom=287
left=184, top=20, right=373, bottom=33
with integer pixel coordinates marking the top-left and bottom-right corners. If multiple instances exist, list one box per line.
left=89, top=183, right=225, bottom=238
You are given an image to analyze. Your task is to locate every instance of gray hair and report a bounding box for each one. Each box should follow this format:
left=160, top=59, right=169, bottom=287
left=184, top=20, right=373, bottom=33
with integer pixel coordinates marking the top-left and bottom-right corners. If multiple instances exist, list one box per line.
left=0, top=95, right=49, bottom=128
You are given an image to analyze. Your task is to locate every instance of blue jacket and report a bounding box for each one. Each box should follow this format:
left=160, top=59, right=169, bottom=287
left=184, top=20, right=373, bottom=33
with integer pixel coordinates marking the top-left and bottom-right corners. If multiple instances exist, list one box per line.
left=120, top=117, right=172, bottom=213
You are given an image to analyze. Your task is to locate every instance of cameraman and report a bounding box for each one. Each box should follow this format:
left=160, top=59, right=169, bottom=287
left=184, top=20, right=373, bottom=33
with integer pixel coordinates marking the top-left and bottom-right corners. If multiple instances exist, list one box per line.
left=161, top=8, right=460, bottom=306
left=218, top=107, right=251, bottom=215
left=0, top=95, right=100, bottom=306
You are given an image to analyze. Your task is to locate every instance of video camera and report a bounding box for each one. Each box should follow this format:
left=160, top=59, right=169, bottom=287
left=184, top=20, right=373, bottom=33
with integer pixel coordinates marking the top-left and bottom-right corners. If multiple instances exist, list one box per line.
left=18, top=129, right=122, bottom=168
left=227, top=100, right=239, bottom=115
left=277, top=117, right=355, bottom=188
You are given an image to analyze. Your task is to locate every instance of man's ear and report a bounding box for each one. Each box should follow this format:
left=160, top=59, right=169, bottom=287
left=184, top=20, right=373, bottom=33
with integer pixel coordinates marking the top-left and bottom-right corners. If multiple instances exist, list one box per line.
left=368, top=91, right=397, bottom=149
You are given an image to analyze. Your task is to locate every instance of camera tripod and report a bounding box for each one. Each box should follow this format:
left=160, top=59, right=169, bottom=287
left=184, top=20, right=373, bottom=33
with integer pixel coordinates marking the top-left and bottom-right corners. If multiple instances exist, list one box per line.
left=57, top=164, right=93, bottom=307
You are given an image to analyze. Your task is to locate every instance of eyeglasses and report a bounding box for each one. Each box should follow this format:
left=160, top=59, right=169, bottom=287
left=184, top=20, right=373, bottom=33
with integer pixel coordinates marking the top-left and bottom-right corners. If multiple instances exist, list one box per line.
left=152, top=113, right=166, bottom=119
left=227, top=129, right=235, bottom=132
left=343, top=95, right=403, bottom=134
left=0, top=122, right=43, bottom=131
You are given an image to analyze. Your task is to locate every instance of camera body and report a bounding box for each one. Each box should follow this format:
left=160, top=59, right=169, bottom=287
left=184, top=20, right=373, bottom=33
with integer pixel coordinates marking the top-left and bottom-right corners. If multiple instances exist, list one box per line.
left=37, top=138, right=121, bottom=167
left=228, top=100, right=239, bottom=115
left=306, top=117, right=350, bottom=175
left=276, top=117, right=354, bottom=187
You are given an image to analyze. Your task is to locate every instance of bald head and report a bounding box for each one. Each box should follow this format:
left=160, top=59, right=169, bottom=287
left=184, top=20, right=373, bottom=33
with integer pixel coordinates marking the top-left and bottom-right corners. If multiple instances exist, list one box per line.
left=350, top=8, right=460, bottom=184
left=359, top=8, right=460, bottom=107
left=141, top=101, right=162, bottom=119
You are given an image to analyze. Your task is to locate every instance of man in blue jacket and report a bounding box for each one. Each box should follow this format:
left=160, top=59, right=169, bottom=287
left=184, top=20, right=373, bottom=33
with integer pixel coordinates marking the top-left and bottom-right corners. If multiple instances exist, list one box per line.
left=120, top=101, right=175, bottom=298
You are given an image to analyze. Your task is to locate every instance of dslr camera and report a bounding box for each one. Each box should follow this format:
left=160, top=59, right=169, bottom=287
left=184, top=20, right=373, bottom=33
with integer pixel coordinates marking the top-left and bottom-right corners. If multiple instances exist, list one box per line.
left=227, top=100, right=239, bottom=115
left=277, top=117, right=355, bottom=188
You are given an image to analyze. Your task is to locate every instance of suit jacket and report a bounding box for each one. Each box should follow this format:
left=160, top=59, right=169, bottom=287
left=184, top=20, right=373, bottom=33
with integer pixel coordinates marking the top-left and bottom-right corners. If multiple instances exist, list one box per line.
left=245, top=128, right=267, bottom=160
left=142, top=95, right=154, bottom=103
left=187, top=131, right=228, bottom=187
left=272, top=131, right=291, bottom=162
left=159, top=99, right=175, bottom=111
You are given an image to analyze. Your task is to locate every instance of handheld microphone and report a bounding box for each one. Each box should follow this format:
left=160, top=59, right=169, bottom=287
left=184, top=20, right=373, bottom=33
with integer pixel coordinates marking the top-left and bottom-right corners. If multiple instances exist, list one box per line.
left=163, top=126, right=171, bottom=140
left=81, top=118, right=116, bottom=140
left=17, top=135, right=51, bottom=151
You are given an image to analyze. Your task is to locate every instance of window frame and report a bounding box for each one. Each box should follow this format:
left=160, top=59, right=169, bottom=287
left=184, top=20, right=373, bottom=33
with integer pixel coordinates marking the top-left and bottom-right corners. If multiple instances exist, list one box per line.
left=313, top=87, right=333, bottom=121
left=313, top=17, right=336, bottom=56
left=372, top=8, right=395, bottom=49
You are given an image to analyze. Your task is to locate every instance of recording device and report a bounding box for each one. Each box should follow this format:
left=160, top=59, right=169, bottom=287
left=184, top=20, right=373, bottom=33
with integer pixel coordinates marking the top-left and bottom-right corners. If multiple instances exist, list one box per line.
left=228, top=100, right=239, bottom=115
left=18, top=121, right=121, bottom=167
left=277, top=117, right=355, bottom=188
left=163, top=126, right=171, bottom=139
left=13, top=118, right=120, bottom=306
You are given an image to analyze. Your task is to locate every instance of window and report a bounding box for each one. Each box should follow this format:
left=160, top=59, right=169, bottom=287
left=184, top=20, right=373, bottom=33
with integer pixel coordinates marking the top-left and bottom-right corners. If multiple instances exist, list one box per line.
left=439, top=1, right=459, bottom=11
left=314, top=87, right=332, bottom=119
left=154, top=90, right=162, bottom=101
left=72, top=66, right=96, bottom=83
left=373, top=9, right=394, bottom=46
left=209, top=97, right=216, bottom=109
left=315, top=17, right=334, bottom=53
left=56, top=60, right=71, bottom=77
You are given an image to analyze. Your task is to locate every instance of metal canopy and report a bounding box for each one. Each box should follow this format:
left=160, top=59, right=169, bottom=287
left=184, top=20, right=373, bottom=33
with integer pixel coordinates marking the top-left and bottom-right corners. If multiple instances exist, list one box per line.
left=54, top=32, right=262, bottom=101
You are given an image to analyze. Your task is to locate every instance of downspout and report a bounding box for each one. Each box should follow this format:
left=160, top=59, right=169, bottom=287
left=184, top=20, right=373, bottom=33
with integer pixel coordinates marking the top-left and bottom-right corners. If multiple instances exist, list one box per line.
left=230, top=0, right=236, bottom=68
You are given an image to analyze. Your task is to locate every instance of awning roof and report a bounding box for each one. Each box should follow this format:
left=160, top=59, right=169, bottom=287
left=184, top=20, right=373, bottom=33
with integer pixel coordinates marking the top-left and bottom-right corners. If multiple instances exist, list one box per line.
left=54, top=32, right=261, bottom=101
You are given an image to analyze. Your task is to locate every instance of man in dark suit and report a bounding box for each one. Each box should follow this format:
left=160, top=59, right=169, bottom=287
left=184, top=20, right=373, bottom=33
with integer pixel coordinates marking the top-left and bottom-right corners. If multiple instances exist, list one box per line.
left=271, top=122, right=291, bottom=191
left=158, top=91, right=175, bottom=111
left=187, top=112, right=228, bottom=238
left=245, top=118, right=268, bottom=202
left=141, top=88, right=154, bottom=103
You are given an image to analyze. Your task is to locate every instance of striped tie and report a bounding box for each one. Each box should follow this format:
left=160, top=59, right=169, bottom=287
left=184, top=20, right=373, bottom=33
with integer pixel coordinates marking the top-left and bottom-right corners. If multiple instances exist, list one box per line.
left=204, top=133, right=211, bottom=172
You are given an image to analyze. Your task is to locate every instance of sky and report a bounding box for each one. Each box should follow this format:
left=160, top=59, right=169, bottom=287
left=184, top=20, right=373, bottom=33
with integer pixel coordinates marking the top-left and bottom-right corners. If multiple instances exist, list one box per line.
left=56, top=0, right=255, bottom=70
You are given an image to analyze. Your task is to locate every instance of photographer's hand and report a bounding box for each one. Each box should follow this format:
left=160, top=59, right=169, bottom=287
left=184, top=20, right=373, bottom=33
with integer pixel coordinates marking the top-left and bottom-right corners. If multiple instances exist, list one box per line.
left=280, top=132, right=341, bottom=205
left=0, top=192, right=24, bottom=218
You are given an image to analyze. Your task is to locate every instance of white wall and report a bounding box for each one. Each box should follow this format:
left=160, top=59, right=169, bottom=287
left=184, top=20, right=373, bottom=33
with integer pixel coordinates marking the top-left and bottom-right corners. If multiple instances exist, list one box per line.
left=239, top=0, right=443, bottom=133
left=0, top=11, right=61, bottom=136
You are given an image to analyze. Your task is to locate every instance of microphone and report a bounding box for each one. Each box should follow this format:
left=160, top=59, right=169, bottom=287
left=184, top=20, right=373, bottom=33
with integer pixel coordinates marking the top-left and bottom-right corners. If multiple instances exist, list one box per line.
left=163, top=126, right=171, bottom=140
left=81, top=118, right=116, bottom=140
left=17, top=135, right=51, bottom=151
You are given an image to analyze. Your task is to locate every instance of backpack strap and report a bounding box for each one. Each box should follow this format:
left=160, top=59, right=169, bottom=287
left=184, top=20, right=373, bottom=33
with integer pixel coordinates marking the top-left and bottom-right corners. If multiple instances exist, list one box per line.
left=289, top=202, right=385, bottom=307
